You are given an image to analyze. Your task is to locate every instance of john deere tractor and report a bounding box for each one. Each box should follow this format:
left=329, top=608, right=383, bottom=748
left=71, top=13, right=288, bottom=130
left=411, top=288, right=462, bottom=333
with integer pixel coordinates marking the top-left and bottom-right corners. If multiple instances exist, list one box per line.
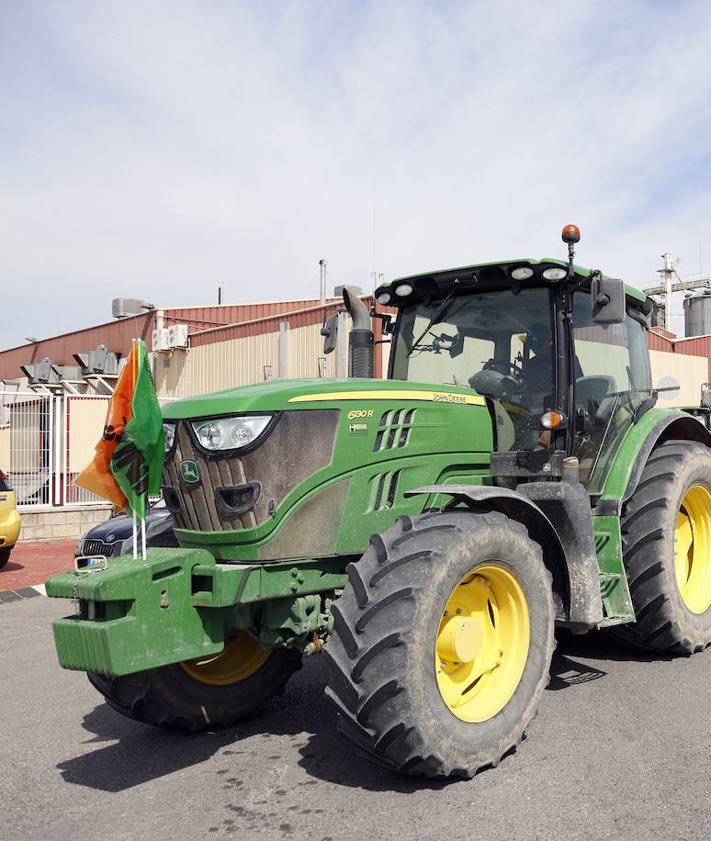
left=47, top=226, right=711, bottom=778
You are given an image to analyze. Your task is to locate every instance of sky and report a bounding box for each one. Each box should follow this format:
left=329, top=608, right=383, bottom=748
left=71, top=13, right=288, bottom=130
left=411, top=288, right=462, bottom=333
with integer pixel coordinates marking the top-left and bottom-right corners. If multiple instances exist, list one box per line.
left=3, top=0, right=711, bottom=349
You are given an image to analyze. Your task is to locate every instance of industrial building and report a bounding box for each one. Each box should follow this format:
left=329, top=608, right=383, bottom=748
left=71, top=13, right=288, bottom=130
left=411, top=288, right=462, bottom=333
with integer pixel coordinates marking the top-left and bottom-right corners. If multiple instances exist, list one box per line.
left=2, top=285, right=711, bottom=542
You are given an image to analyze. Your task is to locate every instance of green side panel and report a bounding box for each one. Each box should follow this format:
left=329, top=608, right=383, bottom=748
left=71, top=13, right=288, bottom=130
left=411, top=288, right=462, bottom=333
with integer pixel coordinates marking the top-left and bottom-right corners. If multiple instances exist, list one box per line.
left=46, top=549, right=223, bottom=675
left=593, top=516, right=635, bottom=626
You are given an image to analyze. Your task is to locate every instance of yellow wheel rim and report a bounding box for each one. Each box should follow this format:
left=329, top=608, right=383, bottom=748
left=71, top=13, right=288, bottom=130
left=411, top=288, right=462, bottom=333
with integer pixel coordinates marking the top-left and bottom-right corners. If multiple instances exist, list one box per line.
left=435, top=563, right=530, bottom=723
left=180, top=632, right=271, bottom=686
left=674, top=484, right=711, bottom=614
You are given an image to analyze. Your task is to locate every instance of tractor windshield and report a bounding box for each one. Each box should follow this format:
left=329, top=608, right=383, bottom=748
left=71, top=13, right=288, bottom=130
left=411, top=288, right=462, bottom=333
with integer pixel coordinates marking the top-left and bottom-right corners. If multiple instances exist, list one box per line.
left=391, top=287, right=555, bottom=450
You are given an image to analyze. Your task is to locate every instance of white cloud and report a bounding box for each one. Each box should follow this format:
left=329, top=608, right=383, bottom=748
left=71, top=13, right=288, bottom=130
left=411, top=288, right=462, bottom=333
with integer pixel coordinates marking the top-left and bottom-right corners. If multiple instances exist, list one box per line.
left=2, top=0, right=711, bottom=347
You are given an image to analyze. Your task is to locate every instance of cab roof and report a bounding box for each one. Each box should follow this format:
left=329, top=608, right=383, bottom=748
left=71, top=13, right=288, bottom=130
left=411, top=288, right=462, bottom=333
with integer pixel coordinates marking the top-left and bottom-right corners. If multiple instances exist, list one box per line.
left=375, top=258, right=647, bottom=307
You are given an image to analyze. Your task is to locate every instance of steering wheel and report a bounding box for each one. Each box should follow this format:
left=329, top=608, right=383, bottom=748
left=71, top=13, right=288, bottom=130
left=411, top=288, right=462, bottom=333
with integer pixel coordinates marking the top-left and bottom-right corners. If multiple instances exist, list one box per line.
left=469, top=359, right=524, bottom=403
left=482, top=358, right=523, bottom=379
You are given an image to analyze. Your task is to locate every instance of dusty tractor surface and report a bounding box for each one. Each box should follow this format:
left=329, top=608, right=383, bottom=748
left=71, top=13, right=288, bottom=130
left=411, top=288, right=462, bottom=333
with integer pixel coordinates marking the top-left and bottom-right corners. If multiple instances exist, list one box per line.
left=47, top=226, right=711, bottom=778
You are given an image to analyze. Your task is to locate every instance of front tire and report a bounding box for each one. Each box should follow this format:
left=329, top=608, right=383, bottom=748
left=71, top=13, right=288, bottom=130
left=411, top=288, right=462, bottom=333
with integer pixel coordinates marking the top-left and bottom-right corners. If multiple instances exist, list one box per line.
left=88, top=633, right=302, bottom=731
left=0, top=548, right=11, bottom=570
left=324, top=510, right=555, bottom=778
left=616, top=440, right=711, bottom=653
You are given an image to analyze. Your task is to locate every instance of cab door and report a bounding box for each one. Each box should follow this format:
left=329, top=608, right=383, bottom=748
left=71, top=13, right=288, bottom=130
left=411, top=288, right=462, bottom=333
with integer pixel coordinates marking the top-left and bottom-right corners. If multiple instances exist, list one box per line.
left=571, top=292, right=653, bottom=490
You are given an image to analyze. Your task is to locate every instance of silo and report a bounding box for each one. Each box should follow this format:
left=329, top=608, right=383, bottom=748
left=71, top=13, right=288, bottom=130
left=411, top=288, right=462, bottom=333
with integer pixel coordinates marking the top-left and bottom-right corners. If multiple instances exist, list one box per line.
left=683, top=293, right=711, bottom=337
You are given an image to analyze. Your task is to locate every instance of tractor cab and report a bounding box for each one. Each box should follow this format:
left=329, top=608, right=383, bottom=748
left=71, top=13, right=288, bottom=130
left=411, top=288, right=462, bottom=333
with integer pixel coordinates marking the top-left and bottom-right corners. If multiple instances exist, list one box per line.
left=377, top=228, right=655, bottom=491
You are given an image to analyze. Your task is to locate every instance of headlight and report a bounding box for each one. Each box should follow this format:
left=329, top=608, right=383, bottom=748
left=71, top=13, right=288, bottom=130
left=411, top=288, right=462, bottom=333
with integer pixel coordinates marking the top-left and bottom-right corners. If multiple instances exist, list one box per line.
left=163, top=422, right=176, bottom=452
left=542, top=267, right=567, bottom=281
left=191, top=415, right=272, bottom=452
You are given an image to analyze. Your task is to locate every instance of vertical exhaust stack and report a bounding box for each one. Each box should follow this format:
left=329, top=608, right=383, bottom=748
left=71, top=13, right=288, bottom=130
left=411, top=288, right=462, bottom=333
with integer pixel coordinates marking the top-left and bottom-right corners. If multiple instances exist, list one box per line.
left=342, top=287, right=374, bottom=378
left=319, top=259, right=327, bottom=306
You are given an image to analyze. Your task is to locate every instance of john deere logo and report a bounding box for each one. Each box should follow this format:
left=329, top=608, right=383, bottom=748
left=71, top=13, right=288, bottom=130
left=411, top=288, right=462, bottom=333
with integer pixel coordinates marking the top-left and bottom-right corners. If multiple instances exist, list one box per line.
left=179, top=459, right=201, bottom=484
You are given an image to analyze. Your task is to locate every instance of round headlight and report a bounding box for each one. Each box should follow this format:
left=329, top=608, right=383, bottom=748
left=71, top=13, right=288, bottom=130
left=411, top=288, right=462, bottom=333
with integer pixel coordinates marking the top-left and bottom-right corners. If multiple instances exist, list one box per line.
left=377, top=292, right=392, bottom=305
left=231, top=424, right=254, bottom=446
left=197, top=422, right=223, bottom=450
left=394, top=283, right=413, bottom=297
left=163, top=423, right=175, bottom=452
left=511, top=267, right=534, bottom=280
left=542, top=267, right=567, bottom=281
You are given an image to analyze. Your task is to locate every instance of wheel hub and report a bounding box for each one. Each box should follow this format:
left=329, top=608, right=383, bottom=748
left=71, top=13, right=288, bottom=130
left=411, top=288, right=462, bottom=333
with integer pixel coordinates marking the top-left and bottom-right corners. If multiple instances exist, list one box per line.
left=437, top=616, right=484, bottom=663
left=674, top=484, right=711, bottom=614
left=435, top=564, right=530, bottom=723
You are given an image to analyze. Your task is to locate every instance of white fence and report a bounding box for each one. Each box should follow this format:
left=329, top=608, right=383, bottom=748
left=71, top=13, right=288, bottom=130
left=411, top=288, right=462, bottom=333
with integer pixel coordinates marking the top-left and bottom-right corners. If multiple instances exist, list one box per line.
left=0, top=390, right=169, bottom=510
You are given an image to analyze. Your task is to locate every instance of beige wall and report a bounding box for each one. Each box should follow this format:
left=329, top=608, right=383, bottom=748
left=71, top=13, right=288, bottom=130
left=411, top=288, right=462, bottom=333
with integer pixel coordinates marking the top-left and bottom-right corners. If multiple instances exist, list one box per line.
left=650, top=350, right=707, bottom=407
left=0, top=426, right=9, bottom=468
left=154, top=323, right=344, bottom=399
left=67, top=398, right=109, bottom=472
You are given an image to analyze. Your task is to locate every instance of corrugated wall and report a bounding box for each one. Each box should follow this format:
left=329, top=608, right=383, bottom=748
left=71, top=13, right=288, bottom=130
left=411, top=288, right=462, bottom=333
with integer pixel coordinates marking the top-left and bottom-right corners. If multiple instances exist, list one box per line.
left=154, top=323, right=347, bottom=399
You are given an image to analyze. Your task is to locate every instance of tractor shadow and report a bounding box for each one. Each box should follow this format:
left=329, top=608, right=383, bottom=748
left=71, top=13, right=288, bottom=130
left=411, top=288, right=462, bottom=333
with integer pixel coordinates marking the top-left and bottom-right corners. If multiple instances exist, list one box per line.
left=57, top=632, right=672, bottom=794
left=547, top=628, right=674, bottom=690
left=56, top=658, right=449, bottom=794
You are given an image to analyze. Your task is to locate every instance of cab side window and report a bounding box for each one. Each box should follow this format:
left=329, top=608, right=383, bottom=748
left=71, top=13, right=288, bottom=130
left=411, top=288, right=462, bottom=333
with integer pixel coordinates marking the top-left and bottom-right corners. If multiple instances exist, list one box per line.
left=572, top=293, right=652, bottom=489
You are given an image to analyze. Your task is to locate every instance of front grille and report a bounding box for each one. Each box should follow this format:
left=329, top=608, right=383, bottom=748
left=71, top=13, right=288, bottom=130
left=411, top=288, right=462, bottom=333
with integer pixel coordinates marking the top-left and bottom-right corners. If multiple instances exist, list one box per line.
left=81, top=539, right=120, bottom=557
left=162, top=410, right=339, bottom=532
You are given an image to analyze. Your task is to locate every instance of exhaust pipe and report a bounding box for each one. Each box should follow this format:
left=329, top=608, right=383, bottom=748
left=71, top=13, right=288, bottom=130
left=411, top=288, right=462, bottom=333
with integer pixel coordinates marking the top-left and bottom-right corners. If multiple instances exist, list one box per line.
left=342, top=287, right=374, bottom=378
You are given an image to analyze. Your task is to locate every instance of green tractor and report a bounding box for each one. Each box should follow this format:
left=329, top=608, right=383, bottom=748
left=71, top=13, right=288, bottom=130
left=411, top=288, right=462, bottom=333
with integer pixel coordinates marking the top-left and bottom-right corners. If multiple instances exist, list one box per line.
left=47, top=226, right=711, bottom=778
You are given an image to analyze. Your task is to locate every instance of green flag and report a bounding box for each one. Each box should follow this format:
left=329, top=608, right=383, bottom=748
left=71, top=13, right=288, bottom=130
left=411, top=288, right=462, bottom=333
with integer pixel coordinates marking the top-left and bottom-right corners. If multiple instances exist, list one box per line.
left=110, top=339, right=165, bottom=521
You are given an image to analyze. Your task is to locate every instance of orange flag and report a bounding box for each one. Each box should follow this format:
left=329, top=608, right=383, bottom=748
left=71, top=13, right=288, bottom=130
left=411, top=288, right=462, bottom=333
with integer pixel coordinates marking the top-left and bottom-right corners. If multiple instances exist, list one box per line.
left=74, top=343, right=140, bottom=510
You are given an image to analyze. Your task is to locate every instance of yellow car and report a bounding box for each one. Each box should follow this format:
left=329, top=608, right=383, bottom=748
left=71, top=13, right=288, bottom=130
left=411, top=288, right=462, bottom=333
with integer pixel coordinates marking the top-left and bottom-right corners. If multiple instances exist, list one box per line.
left=0, top=470, right=21, bottom=569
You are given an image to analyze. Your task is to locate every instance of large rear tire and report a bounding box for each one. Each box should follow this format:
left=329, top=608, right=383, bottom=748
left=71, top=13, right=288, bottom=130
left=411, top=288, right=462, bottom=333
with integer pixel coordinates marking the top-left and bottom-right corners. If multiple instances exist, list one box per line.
left=88, top=633, right=302, bottom=731
left=324, top=510, right=555, bottom=778
left=616, top=440, right=711, bottom=654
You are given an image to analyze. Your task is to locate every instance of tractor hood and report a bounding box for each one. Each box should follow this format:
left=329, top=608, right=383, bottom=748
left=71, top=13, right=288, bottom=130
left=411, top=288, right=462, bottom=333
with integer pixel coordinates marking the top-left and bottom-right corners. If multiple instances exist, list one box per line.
left=162, top=377, right=486, bottom=420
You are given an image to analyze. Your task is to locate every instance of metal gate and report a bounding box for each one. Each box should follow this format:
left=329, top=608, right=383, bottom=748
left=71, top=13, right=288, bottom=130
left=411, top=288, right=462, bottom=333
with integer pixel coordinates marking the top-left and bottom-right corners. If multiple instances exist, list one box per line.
left=0, top=389, right=173, bottom=510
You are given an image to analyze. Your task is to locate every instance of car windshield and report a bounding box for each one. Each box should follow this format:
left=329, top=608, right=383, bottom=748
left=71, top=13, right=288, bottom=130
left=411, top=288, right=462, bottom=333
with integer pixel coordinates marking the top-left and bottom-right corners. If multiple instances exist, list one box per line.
left=391, top=287, right=555, bottom=450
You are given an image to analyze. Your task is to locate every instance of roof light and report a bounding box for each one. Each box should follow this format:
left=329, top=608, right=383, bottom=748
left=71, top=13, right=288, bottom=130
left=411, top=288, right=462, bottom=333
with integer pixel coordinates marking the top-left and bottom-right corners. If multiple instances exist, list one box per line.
left=377, top=292, right=392, bottom=305
left=511, top=267, right=534, bottom=280
left=562, top=224, right=581, bottom=244
left=542, top=267, right=567, bottom=281
left=394, top=283, right=413, bottom=297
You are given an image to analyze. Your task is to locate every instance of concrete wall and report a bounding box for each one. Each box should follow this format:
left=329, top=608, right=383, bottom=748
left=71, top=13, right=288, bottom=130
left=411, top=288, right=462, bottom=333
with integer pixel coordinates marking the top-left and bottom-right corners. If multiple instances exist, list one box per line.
left=18, top=505, right=111, bottom=543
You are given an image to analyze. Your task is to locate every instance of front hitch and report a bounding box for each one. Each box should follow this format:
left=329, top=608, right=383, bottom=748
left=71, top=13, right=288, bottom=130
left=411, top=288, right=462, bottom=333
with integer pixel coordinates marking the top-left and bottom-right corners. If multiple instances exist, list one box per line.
left=46, top=548, right=224, bottom=676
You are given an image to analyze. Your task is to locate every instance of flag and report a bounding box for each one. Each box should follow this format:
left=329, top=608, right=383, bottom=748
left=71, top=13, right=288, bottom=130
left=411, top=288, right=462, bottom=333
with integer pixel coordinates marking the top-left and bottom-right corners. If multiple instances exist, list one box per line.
left=75, top=339, right=165, bottom=520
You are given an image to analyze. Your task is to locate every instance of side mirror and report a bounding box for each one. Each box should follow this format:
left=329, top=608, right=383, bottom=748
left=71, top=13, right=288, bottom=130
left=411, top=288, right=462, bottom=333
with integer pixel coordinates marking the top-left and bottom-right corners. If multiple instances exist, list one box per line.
left=449, top=332, right=465, bottom=358
left=320, top=314, right=339, bottom=355
left=656, top=375, right=681, bottom=401
left=591, top=275, right=625, bottom=324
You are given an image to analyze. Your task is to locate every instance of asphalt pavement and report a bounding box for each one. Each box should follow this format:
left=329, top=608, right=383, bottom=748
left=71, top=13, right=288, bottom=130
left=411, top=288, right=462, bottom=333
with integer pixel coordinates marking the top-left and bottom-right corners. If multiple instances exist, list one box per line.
left=2, top=596, right=711, bottom=841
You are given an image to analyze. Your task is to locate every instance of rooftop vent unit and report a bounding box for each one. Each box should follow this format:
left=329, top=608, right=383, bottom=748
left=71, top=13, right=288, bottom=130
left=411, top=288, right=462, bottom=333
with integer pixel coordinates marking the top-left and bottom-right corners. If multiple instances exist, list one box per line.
left=20, top=358, right=62, bottom=386
left=73, top=344, right=121, bottom=376
left=112, top=298, right=154, bottom=319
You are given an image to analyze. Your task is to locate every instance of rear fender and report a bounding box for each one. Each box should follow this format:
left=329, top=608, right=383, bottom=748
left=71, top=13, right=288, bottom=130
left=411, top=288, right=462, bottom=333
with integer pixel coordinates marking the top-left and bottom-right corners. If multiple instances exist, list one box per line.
left=597, top=410, right=711, bottom=516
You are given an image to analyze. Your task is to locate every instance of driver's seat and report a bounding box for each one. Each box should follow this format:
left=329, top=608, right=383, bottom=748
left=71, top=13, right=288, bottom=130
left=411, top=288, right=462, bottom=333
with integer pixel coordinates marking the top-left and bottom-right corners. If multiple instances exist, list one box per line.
left=576, top=375, right=617, bottom=420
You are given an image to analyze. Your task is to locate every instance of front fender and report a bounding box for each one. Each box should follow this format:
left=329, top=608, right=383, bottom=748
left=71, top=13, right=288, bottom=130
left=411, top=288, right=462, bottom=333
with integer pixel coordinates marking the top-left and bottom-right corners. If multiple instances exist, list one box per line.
left=405, top=485, right=574, bottom=623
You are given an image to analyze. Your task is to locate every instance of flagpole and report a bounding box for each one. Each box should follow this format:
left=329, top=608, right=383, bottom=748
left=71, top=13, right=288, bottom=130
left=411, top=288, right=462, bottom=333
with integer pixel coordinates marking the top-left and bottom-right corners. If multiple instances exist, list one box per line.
left=141, top=503, right=147, bottom=561
left=132, top=510, right=138, bottom=559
